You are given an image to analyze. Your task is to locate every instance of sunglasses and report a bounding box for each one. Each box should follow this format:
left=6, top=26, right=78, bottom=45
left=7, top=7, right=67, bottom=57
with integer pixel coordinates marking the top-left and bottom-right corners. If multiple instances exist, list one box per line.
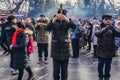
left=104, top=18, right=112, bottom=20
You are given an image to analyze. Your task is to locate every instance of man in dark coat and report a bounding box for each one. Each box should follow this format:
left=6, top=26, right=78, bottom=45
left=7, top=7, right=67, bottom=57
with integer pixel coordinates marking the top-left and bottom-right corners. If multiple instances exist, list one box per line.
left=46, top=9, right=76, bottom=80
left=4, top=15, right=17, bottom=75
left=0, top=18, right=9, bottom=55
left=95, top=14, right=120, bottom=80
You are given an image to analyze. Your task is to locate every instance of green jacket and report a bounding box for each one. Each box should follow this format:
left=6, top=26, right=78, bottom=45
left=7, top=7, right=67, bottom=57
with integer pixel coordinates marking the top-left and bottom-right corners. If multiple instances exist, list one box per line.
left=35, top=19, right=50, bottom=43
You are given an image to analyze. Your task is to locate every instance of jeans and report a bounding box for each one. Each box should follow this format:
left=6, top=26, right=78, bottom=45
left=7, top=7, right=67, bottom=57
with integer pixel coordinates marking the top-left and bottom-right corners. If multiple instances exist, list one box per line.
left=93, top=45, right=97, bottom=57
left=37, top=43, right=48, bottom=60
left=98, top=57, right=112, bottom=79
left=53, top=59, right=69, bottom=80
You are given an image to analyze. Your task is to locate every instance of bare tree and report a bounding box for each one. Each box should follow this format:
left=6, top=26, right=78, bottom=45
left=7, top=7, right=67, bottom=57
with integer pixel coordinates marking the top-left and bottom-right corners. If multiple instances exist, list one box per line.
left=84, top=0, right=90, bottom=7
left=107, top=0, right=116, bottom=13
left=10, top=0, right=24, bottom=13
left=46, top=0, right=55, bottom=10
left=28, top=0, right=46, bottom=17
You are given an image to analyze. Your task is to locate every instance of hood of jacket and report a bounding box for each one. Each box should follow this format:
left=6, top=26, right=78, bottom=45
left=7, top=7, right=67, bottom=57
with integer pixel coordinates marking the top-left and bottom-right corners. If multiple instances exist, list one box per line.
left=24, top=28, right=33, bottom=35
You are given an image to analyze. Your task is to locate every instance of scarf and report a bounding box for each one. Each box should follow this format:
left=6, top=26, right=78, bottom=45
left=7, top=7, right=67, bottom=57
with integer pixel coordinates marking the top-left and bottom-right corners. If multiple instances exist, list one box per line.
left=12, top=29, right=24, bottom=45
left=100, top=22, right=106, bottom=28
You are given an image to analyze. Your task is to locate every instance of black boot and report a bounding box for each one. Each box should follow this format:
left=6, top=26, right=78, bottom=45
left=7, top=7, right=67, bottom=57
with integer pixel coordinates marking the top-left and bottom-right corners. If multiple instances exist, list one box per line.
left=3, top=51, right=7, bottom=55
left=104, top=78, right=109, bottom=80
left=27, top=75, right=35, bottom=80
left=99, top=78, right=103, bottom=80
left=26, top=67, right=34, bottom=80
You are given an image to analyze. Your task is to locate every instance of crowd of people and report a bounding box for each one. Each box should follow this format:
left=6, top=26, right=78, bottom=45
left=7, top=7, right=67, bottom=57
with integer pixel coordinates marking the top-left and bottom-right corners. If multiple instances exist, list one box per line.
left=0, top=8, right=120, bottom=80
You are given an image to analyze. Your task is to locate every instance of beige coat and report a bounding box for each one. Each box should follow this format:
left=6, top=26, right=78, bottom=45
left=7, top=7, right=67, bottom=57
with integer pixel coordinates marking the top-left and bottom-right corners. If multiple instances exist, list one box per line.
left=35, top=19, right=50, bottom=43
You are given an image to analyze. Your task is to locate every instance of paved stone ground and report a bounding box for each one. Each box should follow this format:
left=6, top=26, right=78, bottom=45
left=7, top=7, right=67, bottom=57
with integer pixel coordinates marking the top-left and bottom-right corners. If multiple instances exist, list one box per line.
left=0, top=44, right=120, bottom=80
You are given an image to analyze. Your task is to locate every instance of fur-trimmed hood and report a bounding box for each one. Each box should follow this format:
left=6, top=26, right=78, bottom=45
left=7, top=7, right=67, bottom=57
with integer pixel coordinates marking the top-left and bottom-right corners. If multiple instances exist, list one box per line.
left=24, top=28, right=33, bottom=36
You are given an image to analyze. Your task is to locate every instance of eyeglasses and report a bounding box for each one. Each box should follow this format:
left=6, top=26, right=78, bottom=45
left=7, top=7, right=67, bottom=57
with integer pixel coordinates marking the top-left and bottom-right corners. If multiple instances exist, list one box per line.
left=104, top=18, right=112, bottom=21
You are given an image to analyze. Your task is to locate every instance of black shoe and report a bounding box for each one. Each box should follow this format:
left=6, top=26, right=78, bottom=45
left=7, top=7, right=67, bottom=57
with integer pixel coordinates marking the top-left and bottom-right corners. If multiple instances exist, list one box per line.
left=3, top=51, right=7, bottom=55
left=99, top=78, right=103, bottom=80
left=104, top=78, right=109, bottom=80
left=86, top=48, right=91, bottom=51
left=44, top=57, right=48, bottom=64
left=27, top=75, right=35, bottom=80
left=72, top=56, right=79, bottom=58
left=72, top=56, right=77, bottom=58
left=38, top=58, right=42, bottom=64
left=5, top=52, right=10, bottom=56
left=93, top=56, right=98, bottom=58
left=11, top=70, right=18, bottom=75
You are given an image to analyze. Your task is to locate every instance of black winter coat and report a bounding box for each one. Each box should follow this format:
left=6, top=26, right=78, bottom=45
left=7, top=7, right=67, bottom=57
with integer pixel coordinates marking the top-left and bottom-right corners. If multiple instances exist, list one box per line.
left=0, top=23, right=7, bottom=39
left=95, top=24, right=120, bottom=58
left=11, top=32, right=29, bottom=70
left=5, top=22, right=16, bottom=46
left=46, top=19, right=76, bottom=60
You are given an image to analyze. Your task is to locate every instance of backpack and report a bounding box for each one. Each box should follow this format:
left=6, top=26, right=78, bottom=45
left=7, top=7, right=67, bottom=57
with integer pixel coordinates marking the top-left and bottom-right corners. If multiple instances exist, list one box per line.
left=27, top=36, right=34, bottom=54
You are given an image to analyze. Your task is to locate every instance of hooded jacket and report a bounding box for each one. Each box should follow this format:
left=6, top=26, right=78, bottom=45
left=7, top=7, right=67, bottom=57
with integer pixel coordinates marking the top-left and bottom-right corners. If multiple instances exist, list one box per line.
left=11, top=29, right=33, bottom=69
left=35, top=18, right=50, bottom=43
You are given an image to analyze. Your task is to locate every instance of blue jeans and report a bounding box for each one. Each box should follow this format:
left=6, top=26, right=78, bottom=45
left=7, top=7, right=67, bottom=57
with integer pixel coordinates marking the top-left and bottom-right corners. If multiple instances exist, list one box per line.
left=98, top=57, right=112, bottom=79
left=53, top=59, right=69, bottom=80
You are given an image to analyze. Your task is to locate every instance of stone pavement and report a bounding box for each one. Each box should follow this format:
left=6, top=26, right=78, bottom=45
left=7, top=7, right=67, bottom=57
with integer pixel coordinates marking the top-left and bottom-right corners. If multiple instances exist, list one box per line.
left=0, top=46, right=120, bottom=80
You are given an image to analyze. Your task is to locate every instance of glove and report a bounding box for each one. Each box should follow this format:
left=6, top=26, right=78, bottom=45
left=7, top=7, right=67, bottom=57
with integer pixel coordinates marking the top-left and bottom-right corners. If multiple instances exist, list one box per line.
left=106, top=25, right=114, bottom=30
left=106, top=29, right=113, bottom=35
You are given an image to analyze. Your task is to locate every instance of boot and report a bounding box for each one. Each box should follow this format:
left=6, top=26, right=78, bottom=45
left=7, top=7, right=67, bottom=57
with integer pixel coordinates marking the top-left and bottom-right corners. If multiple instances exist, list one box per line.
left=3, top=51, right=7, bottom=55
left=104, top=78, right=109, bottom=80
left=99, top=78, right=103, bottom=80
left=27, top=75, right=35, bottom=80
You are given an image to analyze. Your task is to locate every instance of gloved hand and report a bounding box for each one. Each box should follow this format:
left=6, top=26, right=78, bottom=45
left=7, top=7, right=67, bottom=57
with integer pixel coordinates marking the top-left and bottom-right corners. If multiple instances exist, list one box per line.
left=106, top=29, right=113, bottom=35
left=106, top=25, right=114, bottom=30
